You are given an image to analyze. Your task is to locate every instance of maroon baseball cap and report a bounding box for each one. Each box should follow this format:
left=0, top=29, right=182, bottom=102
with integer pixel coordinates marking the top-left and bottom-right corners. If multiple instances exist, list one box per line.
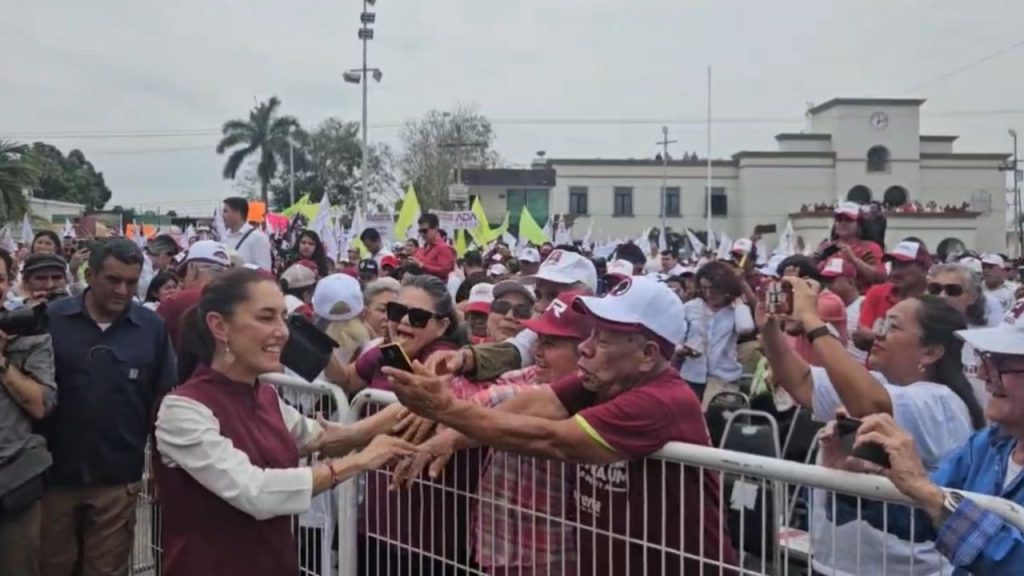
left=520, top=291, right=594, bottom=341
left=883, top=240, right=933, bottom=268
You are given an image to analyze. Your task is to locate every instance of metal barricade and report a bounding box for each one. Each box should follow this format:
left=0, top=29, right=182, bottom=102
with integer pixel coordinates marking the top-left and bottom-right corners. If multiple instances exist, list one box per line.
left=346, top=388, right=1024, bottom=576
left=130, top=372, right=353, bottom=576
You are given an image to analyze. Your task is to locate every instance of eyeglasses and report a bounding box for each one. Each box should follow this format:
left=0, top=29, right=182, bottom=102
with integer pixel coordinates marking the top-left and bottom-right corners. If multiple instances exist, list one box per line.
left=491, top=300, right=533, bottom=320
left=873, top=316, right=920, bottom=338
left=385, top=301, right=441, bottom=328
left=978, top=352, right=1024, bottom=379
left=927, top=282, right=965, bottom=297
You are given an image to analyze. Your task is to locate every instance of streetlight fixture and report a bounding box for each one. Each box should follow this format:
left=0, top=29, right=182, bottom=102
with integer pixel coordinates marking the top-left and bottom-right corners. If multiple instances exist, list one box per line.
left=346, top=0, right=381, bottom=215
left=1010, top=129, right=1023, bottom=255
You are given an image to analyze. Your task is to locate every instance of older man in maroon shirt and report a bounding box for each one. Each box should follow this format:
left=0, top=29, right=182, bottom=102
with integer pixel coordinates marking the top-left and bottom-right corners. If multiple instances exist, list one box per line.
left=387, top=277, right=737, bottom=575
left=410, top=213, right=455, bottom=281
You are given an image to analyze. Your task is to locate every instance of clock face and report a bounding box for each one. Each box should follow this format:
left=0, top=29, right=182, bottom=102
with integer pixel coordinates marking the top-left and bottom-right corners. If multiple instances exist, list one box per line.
left=870, top=111, right=889, bottom=130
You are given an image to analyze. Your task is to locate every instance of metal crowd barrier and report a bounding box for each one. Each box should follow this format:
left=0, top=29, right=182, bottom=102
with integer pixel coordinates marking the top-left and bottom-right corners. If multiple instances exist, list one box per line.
left=133, top=377, right=1024, bottom=576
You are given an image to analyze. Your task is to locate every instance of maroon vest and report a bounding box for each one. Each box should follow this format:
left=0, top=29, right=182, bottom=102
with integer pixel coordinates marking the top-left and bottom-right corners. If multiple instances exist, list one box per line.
left=155, top=365, right=300, bottom=576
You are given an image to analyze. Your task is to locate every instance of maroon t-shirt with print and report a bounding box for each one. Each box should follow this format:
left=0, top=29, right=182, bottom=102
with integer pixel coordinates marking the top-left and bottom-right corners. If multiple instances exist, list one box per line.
left=551, top=369, right=738, bottom=576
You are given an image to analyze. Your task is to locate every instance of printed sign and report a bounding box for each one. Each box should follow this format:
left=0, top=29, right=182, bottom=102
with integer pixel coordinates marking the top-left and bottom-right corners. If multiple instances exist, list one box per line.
left=364, top=213, right=394, bottom=243
left=433, top=210, right=479, bottom=236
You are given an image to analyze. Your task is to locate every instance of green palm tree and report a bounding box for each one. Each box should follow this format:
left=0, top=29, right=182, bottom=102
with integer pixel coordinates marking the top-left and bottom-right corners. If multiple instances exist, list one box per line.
left=216, top=96, right=300, bottom=207
left=0, top=140, right=34, bottom=222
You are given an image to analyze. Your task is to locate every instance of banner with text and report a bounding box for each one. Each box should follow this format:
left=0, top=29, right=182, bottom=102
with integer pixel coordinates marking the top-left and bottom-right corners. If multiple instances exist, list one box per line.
left=433, top=210, right=479, bottom=237
left=364, top=213, right=394, bottom=243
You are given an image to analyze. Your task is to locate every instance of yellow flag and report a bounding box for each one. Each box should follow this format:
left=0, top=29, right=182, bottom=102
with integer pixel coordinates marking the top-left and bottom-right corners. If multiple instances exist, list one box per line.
left=470, top=197, right=493, bottom=244
left=454, top=229, right=468, bottom=257
left=518, top=205, right=549, bottom=245
left=491, top=211, right=510, bottom=240
left=393, top=185, right=421, bottom=241
left=282, top=194, right=320, bottom=221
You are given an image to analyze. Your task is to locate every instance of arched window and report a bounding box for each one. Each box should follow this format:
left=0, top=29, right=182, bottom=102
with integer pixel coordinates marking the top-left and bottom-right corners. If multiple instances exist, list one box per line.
left=883, top=186, right=909, bottom=209
left=846, top=185, right=872, bottom=205
left=867, top=146, right=890, bottom=173
left=936, top=237, right=966, bottom=263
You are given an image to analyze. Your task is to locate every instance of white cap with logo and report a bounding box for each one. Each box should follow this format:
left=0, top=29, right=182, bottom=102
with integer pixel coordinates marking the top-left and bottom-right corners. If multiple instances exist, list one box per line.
left=957, top=298, right=1024, bottom=356
left=182, top=240, right=232, bottom=268
left=981, top=253, right=1006, bottom=268
left=572, top=276, right=686, bottom=354
left=606, top=259, right=633, bottom=278
left=521, top=249, right=598, bottom=291
left=312, top=273, right=364, bottom=321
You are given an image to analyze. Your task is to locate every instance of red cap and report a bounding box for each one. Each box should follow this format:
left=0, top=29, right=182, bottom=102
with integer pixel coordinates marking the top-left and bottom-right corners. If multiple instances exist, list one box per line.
left=380, top=254, right=400, bottom=269
left=520, top=291, right=595, bottom=341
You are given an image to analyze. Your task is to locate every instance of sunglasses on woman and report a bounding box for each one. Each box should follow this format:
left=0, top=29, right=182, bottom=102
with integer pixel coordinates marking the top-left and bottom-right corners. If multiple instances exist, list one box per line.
left=385, top=301, right=442, bottom=328
left=978, top=352, right=1024, bottom=379
left=490, top=300, right=533, bottom=320
left=926, top=282, right=965, bottom=297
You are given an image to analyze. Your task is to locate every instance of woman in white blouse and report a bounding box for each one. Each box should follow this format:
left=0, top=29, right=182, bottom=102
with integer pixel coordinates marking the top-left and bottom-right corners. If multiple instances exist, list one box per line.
left=679, top=260, right=756, bottom=406
left=762, top=277, right=985, bottom=576
left=154, top=268, right=414, bottom=576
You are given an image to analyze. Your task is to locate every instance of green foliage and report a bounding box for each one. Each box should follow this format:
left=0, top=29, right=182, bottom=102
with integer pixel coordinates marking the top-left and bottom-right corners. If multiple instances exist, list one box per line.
left=0, top=140, right=35, bottom=222
left=15, top=142, right=112, bottom=212
left=216, top=96, right=301, bottom=207
left=398, top=105, right=501, bottom=209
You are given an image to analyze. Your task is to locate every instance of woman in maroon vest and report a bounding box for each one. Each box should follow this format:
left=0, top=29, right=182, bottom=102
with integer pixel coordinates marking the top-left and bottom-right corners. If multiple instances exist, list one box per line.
left=154, top=268, right=415, bottom=576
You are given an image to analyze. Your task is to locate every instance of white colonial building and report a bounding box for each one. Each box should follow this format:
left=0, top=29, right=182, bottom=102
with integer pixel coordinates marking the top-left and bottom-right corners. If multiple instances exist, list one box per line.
left=464, top=97, right=1011, bottom=255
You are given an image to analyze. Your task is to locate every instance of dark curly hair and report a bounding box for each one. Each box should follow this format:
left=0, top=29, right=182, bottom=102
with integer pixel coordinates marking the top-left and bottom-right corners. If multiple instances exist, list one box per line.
left=694, top=261, right=744, bottom=303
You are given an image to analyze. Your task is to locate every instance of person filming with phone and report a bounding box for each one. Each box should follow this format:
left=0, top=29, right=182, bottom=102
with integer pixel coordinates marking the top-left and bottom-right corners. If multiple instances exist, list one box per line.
left=819, top=298, right=1024, bottom=575
left=759, top=276, right=984, bottom=575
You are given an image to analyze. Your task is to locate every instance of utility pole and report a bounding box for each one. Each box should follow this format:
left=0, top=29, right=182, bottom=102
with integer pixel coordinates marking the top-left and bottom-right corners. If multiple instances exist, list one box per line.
left=1001, top=129, right=1023, bottom=257
left=656, top=126, right=677, bottom=249
left=439, top=121, right=487, bottom=210
left=288, top=139, right=295, bottom=206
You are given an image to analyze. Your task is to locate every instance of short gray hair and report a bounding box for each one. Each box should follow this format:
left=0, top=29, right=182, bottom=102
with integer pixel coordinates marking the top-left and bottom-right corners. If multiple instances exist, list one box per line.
left=928, top=263, right=987, bottom=326
left=363, top=277, right=400, bottom=305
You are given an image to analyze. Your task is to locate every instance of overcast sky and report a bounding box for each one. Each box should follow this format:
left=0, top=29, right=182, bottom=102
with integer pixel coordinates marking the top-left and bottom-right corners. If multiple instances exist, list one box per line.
left=3, top=0, right=1024, bottom=215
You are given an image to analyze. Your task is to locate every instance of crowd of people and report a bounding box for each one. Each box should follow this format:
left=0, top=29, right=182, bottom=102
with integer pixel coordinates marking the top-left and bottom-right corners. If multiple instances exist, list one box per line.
left=1, top=196, right=1023, bottom=576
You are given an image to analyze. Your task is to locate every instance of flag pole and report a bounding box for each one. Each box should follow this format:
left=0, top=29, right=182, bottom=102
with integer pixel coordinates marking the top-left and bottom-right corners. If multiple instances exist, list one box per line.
left=705, top=65, right=713, bottom=251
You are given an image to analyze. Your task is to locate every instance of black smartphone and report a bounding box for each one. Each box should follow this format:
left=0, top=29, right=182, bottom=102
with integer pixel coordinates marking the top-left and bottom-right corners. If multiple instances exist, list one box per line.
left=835, top=415, right=891, bottom=468
left=379, top=343, right=414, bottom=372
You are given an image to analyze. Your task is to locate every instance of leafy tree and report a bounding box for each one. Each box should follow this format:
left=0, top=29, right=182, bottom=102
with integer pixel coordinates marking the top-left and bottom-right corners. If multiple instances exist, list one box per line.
left=267, top=118, right=398, bottom=212
left=25, top=143, right=112, bottom=211
left=216, top=96, right=301, bottom=207
left=398, top=106, right=501, bottom=209
left=0, top=140, right=35, bottom=222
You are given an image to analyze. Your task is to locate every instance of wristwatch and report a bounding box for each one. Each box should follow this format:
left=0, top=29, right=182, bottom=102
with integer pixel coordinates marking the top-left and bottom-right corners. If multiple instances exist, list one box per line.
left=805, top=324, right=833, bottom=344
left=939, top=490, right=965, bottom=524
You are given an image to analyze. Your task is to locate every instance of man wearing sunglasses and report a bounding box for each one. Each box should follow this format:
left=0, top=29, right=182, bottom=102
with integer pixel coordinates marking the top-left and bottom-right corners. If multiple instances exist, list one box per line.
left=409, top=213, right=455, bottom=281
left=823, top=298, right=1024, bottom=575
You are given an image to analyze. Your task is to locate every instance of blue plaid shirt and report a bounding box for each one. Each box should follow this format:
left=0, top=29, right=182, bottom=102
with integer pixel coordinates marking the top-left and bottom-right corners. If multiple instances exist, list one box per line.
left=834, top=426, right=1024, bottom=575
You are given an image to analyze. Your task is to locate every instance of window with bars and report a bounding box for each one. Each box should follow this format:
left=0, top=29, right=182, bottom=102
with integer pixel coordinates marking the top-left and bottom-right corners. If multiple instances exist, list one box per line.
left=704, top=187, right=728, bottom=216
left=569, top=187, right=589, bottom=215
left=613, top=187, right=633, bottom=216
left=663, top=187, right=681, bottom=216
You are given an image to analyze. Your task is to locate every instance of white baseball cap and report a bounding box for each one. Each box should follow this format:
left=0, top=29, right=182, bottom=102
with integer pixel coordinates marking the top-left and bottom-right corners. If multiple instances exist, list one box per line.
left=572, top=276, right=686, bottom=359
left=518, top=247, right=541, bottom=264
left=280, top=263, right=317, bottom=291
left=731, top=238, right=754, bottom=256
left=834, top=201, right=862, bottom=220
left=464, top=282, right=495, bottom=314
left=312, top=273, right=364, bottom=321
left=181, top=240, right=231, bottom=268
left=958, top=256, right=983, bottom=273
left=606, top=259, right=633, bottom=278
left=956, top=299, right=1024, bottom=356
left=488, top=263, right=509, bottom=277
left=522, top=249, right=598, bottom=291
left=981, top=253, right=1006, bottom=268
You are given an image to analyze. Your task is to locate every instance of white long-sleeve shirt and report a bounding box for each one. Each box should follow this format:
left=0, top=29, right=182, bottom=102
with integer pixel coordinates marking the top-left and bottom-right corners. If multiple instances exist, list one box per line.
left=679, top=298, right=755, bottom=383
left=223, top=223, right=273, bottom=271
left=155, top=395, right=322, bottom=521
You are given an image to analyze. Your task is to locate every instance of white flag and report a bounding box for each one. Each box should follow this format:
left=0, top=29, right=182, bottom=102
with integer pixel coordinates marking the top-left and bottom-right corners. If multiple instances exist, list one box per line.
left=582, top=219, right=593, bottom=247
left=311, top=194, right=332, bottom=239
left=706, top=229, right=718, bottom=255
left=554, top=214, right=571, bottom=245
left=0, top=225, right=15, bottom=253
left=62, top=218, right=77, bottom=239
left=777, top=219, right=797, bottom=257
left=20, top=214, right=33, bottom=245
left=717, top=233, right=733, bottom=261
left=635, top=228, right=652, bottom=257
left=685, top=229, right=705, bottom=255
left=541, top=218, right=552, bottom=243
left=501, top=231, right=517, bottom=249
left=181, top=225, right=196, bottom=249
left=212, top=206, right=227, bottom=241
